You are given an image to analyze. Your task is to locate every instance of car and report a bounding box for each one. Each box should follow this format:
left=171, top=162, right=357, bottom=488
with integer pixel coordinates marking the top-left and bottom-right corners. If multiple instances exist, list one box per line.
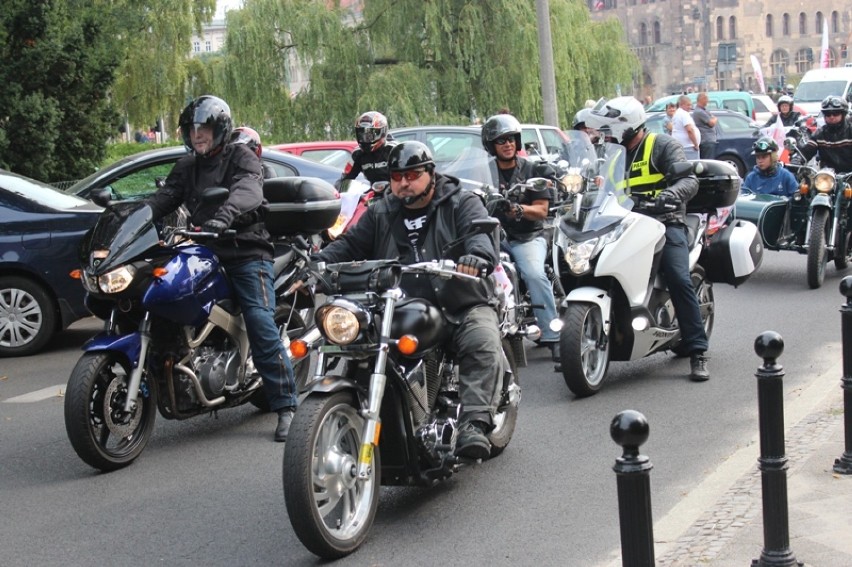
left=750, top=94, right=778, bottom=124
left=270, top=140, right=357, bottom=171
left=65, top=146, right=345, bottom=202
left=0, top=169, right=102, bottom=357
left=648, top=91, right=757, bottom=121
left=645, top=109, right=760, bottom=177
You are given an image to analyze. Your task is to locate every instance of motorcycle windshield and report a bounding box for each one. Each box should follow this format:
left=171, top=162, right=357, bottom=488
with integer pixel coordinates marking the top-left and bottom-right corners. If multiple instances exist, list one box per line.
left=440, top=146, right=500, bottom=190
left=558, top=142, right=630, bottom=234
left=80, top=201, right=161, bottom=275
left=559, top=130, right=598, bottom=169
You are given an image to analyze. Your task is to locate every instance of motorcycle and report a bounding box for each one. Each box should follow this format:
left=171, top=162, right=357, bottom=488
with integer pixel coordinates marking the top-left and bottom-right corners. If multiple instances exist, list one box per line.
left=64, top=178, right=341, bottom=471
left=281, top=221, right=520, bottom=559
left=734, top=138, right=852, bottom=289
left=550, top=145, right=762, bottom=396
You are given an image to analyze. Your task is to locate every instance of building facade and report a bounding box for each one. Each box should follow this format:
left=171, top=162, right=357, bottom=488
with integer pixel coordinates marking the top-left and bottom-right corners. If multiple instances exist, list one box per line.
left=588, top=0, right=852, bottom=98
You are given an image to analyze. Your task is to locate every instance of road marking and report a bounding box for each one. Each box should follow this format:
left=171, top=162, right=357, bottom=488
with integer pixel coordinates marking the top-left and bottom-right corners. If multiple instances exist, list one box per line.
left=3, top=385, right=66, bottom=403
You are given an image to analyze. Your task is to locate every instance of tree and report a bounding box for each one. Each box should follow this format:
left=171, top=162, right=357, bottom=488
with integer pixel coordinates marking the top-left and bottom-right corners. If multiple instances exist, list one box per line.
left=213, top=0, right=638, bottom=142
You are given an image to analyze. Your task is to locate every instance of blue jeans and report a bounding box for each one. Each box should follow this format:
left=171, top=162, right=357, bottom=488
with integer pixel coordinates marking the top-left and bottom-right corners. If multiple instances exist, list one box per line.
left=661, top=225, right=709, bottom=354
left=227, top=259, right=297, bottom=411
left=507, top=236, right=559, bottom=343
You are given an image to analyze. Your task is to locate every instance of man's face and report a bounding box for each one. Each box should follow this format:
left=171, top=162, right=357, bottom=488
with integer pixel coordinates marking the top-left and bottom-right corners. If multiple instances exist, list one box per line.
left=697, top=95, right=708, bottom=107
left=390, top=168, right=431, bottom=208
left=189, top=124, right=215, bottom=155
left=779, top=102, right=791, bottom=114
left=680, top=99, right=692, bottom=111
left=824, top=110, right=845, bottom=125
left=755, top=152, right=773, bottom=171
left=666, top=105, right=676, bottom=117
left=493, top=136, right=517, bottom=160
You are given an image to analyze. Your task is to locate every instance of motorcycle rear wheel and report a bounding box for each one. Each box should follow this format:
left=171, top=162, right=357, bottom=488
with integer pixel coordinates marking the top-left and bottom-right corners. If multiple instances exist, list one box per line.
left=488, top=339, right=520, bottom=457
left=64, top=352, right=157, bottom=471
left=807, top=208, right=829, bottom=289
left=560, top=302, right=610, bottom=397
left=283, top=391, right=380, bottom=559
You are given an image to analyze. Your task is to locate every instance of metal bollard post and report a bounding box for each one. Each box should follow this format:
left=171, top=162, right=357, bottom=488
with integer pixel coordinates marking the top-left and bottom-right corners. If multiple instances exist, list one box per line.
left=751, top=331, right=801, bottom=567
left=834, top=277, right=852, bottom=474
left=610, top=410, right=655, bottom=567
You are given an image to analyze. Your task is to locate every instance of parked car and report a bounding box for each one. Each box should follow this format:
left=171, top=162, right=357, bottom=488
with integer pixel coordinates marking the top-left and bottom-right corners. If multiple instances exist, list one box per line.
left=645, top=109, right=760, bottom=177
left=750, top=94, right=778, bottom=124
left=648, top=91, right=757, bottom=120
left=270, top=141, right=357, bottom=171
left=65, top=146, right=345, bottom=202
left=0, top=169, right=102, bottom=356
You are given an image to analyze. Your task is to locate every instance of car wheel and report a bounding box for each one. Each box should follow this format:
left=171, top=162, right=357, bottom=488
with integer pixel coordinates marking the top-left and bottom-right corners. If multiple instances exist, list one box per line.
left=0, top=276, right=58, bottom=357
left=717, top=154, right=746, bottom=178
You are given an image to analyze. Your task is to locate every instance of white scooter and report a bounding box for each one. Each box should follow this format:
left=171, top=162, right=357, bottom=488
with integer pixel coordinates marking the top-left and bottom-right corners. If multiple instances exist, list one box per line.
left=551, top=146, right=762, bottom=397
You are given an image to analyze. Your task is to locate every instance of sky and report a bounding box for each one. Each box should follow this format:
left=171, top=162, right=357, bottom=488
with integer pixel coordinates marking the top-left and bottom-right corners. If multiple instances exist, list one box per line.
left=215, top=0, right=242, bottom=19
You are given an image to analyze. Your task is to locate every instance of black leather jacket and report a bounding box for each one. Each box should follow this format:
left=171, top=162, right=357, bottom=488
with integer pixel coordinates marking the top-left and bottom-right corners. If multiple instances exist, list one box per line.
left=798, top=118, right=852, bottom=173
left=147, top=143, right=273, bottom=264
left=316, top=173, right=498, bottom=321
left=763, top=111, right=802, bottom=128
left=338, top=141, right=397, bottom=186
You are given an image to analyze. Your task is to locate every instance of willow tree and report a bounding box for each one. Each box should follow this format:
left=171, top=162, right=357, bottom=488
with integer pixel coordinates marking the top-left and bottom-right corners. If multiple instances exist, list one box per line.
left=216, top=0, right=638, bottom=141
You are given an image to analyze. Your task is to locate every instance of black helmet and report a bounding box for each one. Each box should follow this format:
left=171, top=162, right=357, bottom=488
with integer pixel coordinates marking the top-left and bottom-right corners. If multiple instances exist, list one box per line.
left=388, top=141, right=435, bottom=173
left=481, top=114, right=522, bottom=156
left=751, top=136, right=778, bottom=155
left=355, top=111, right=389, bottom=152
left=180, top=95, right=233, bottom=157
left=821, top=95, right=849, bottom=115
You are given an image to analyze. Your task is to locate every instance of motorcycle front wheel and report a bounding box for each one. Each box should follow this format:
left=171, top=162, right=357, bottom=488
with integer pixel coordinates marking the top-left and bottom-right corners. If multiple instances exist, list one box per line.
left=488, top=339, right=520, bottom=457
left=807, top=208, right=829, bottom=289
left=283, top=391, right=380, bottom=559
left=560, top=302, right=610, bottom=397
left=64, top=352, right=157, bottom=471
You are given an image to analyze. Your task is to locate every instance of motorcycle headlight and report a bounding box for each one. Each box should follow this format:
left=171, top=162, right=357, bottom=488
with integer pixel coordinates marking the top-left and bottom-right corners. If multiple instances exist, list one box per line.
left=98, top=265, right=136, bottom=294
left=562, top=173, right=584, bottom=194
left=317, top=303, right=365, bottom=345
left=563, top=218, right=632, bottom=275
left=814, top=171, right=835, bottom=193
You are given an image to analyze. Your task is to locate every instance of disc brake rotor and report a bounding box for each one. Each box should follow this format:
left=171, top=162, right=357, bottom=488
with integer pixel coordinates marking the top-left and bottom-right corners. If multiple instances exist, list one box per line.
left=102, top=378, right=142, bottom=438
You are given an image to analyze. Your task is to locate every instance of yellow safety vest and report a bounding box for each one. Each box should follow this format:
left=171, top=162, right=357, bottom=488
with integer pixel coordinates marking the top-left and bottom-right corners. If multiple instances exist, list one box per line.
left=621, top=133, right=668, bottom=198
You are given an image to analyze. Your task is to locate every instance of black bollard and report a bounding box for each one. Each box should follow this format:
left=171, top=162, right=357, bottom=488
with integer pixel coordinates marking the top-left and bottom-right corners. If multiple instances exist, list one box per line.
left=610, top=410, right=655, bottom=567
left=751, top=331, right=801, bottom=567
left=834, top=277, right=852, bottom=474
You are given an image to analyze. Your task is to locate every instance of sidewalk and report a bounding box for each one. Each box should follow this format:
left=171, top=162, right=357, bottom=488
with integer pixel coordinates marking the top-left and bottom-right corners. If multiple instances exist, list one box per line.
left=602, top=360, right=852, bottom=567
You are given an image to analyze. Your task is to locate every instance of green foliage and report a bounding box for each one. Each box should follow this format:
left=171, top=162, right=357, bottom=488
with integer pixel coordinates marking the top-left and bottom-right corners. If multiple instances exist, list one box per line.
left=103, top=141, right=181, bottom=165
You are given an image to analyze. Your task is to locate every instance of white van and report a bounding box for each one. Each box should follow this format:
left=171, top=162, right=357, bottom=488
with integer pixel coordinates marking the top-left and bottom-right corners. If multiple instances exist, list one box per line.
left=794, top=67, right=852, bottom=116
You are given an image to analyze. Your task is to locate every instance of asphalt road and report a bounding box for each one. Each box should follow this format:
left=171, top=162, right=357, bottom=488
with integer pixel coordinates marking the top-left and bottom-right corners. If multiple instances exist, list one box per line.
left=0, top=250, right=847, bottom=566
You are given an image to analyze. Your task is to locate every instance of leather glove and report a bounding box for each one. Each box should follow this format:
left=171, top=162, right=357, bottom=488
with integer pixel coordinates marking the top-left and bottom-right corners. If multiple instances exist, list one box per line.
left=511, top=203, right=524, bottom=222
left=488, top=199, right=512, bottom=217
left=655, top=191, right=680, bottom=209
left=202, top=218, right=228, bottom=234
left=457, top=254, right=493, bottom=277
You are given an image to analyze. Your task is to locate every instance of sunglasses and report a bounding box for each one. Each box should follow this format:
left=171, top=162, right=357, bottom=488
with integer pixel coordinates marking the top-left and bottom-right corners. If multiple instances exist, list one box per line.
left=824, top=111, right=845, bottom=117
left=494, top=137, right=516, bottom=146
left=390, top=169, right=427, bottom=182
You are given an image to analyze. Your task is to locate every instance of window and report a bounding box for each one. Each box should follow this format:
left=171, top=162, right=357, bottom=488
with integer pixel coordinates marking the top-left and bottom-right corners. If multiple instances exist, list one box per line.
left=728, top=17, right=736, bottom=39
left=204, top=40, right=211, bottom=52
left=766, top=14, right=773, bottom=38
left=832, top=11, right=840, bottom=33
left=639, top=22, right=647, bottom=45
left=770, top=49, right=789, bottom=78
left=716, top=16, right=725, bottom=40
left=783, top=13, right=790, bottom=36
left=795, top=48, right=813, bottom=74
left=653, top=21, right=661, bottom=44
left=799, top=13, right=807, bottom=35
left=816, top=12, right=824, bottom=34
left=193, top=41, right=200, bottom=52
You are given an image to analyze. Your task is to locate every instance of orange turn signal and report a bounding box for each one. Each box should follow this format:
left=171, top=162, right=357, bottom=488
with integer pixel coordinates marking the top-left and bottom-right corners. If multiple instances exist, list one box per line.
left=290, top=339, right=309, bottom=359
left=69, top=269, right=82, bottom=279
left=396, top=335, right=419, bottom=355
left=799, top=183, right=809, bottom=195
left=845, top=185, right=852, bottom=200
left=152, top=267, right=169, bottom=278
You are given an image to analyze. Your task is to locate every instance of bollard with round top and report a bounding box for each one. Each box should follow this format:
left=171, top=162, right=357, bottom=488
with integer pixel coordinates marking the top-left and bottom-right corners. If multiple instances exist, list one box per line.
left=752, top=331, right=802, bottom=567
left=611, top=410, right=655, bottom=567
left=834, top=277, right=852, bottom=474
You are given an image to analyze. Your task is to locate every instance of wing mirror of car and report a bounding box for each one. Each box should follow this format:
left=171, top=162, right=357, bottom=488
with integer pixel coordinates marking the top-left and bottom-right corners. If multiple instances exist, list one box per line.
left=91, top=188, right=113, bottom=208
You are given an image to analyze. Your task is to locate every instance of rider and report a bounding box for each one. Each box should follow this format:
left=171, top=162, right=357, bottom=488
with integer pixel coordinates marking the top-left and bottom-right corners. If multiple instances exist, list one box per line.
left=312, top=141, right=502, bottom=460
left=590, top=96, right=710, bottom=382
left=742, top=137, right=799, bottom=197
left=763, top=95, right=802, bottom=128
left=336, top=110, right=396, bottom=188
left=145, top=95, right=298, bottom=442
left=572, top=108, right=601, bottom=144
left=481, top=114, right=561, bottom=365
left=794, top=96, right=852, bottom=172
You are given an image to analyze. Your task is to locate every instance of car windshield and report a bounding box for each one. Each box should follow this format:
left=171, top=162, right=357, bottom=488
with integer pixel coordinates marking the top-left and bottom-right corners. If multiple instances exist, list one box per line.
left=0, top=170, right=95, bottom=210
left=795, top=80, right=849, bottom=103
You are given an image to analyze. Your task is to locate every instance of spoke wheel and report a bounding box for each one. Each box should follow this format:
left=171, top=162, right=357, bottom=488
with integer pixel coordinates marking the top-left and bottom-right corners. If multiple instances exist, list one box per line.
left=64, top=352, right=157, bottom=471
left=283, top=391, right=379, bottom=559
left=807, top=208, right=829, bottom=289
left=560, top=303, right=610, bottom=397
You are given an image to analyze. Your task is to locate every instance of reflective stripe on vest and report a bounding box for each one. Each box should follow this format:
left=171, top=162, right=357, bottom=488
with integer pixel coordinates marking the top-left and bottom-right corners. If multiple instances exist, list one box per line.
left=626, top=133, right=667, bottom=197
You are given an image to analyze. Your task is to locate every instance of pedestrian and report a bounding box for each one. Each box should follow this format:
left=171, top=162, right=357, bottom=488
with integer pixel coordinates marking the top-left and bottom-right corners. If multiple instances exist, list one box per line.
left=672, top=95, right=700, bottom=159
left=662, top=102, right=677, bottom=134
left=144, top=95, right=298, bottom=442
left=692, top=92, right=718, bottom=159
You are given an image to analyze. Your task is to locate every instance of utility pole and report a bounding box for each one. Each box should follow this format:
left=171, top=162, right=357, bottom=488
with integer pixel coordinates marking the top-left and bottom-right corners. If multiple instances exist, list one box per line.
left=535, top=0, right=559, bottom=126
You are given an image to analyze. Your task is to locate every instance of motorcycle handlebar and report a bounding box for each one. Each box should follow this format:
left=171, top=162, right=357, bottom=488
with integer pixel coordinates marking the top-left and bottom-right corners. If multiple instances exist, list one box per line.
left=177, top=228, right=238, bottom=239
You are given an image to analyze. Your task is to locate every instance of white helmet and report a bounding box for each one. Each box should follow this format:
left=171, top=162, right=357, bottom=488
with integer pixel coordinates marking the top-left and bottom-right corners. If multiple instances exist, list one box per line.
left=589, top=96, right=646, bottom=145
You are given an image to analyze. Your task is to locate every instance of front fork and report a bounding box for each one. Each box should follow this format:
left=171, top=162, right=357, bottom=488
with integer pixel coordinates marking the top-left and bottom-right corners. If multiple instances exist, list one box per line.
left=356, top=288, right=402, bottom=479
left=123, top=313, right=151, bottom=413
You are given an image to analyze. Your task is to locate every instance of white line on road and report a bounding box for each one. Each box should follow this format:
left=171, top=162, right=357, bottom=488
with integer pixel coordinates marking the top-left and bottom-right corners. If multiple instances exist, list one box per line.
left=3, top=385, right=65, bottom=403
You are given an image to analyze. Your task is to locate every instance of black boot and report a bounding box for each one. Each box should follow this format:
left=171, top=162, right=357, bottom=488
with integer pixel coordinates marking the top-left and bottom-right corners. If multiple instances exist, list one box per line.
left=275, top=407, right=295, bottom=442
left=455, top=421, right=491, bottom=460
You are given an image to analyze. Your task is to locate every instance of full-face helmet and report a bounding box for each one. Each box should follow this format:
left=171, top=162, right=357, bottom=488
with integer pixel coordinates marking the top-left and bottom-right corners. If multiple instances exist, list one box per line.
left=179, top=95, right=233, bottom=157
left=589, top=96, right=646, bottom=145
left=481, top=114, right=523, bottom=157
left=230, top=126, right=262, bottom=157
left=355, top=111, right=389, bottom=153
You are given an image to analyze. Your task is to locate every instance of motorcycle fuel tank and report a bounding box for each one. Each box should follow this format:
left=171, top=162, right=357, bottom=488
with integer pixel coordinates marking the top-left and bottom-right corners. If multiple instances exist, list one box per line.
left=390, top=298, right=449, bottom=355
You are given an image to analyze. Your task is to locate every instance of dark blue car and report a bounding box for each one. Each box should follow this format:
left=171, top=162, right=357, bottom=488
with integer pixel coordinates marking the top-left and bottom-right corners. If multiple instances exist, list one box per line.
left=0, top=169, right=101, bottom=356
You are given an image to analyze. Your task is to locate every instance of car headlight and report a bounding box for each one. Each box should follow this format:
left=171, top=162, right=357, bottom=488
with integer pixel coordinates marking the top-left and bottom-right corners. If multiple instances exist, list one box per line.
left=317, top=303, right=364, bottom=345
left=97, top=265, right=136, bottom=294
left=814, top=171, right=836, bottom=193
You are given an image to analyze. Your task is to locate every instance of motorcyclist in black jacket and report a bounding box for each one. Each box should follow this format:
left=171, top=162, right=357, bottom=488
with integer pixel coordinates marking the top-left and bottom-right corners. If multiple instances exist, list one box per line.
left=336, top=111, right=396, bottom=189
left=314, top=141, right=503, bottom=460
left=145, top=95, right=298, bottom=442
left=762, top=95, right=802, bottom=128
left=794, top=96, right=852, bottom=171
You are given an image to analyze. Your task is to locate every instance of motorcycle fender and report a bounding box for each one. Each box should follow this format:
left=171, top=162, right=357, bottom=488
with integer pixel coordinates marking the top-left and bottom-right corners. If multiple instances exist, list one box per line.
left=596, top=213, right=665, bottom=307
left=810, top=194, right=832, bottom=210
left=562, top=287, right=612, bottom=335
left=82, top=331, right=142, bottom=367
left=303, top=375, right=365, bottom=397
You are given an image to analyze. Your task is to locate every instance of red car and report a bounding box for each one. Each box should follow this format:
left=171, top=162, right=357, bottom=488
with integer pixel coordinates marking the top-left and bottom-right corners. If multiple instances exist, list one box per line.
left=270, top=141, right=357, bottom=170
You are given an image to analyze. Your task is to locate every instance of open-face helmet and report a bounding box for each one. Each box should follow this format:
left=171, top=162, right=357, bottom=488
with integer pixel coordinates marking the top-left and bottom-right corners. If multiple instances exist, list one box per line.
left=179, top=95, right=233, bottom=157
left=751, top=136, right=779, bottom=155
left=355, top=111, right=389, bottom=153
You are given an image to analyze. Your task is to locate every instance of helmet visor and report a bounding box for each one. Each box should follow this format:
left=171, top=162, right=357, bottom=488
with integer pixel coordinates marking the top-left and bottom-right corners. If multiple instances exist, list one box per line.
left=357, top=127, right=383, bottom=144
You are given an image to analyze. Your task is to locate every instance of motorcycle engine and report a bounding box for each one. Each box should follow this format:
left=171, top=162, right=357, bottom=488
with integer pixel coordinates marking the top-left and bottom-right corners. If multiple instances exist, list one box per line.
left=193, top=347, right=240, bottom=398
